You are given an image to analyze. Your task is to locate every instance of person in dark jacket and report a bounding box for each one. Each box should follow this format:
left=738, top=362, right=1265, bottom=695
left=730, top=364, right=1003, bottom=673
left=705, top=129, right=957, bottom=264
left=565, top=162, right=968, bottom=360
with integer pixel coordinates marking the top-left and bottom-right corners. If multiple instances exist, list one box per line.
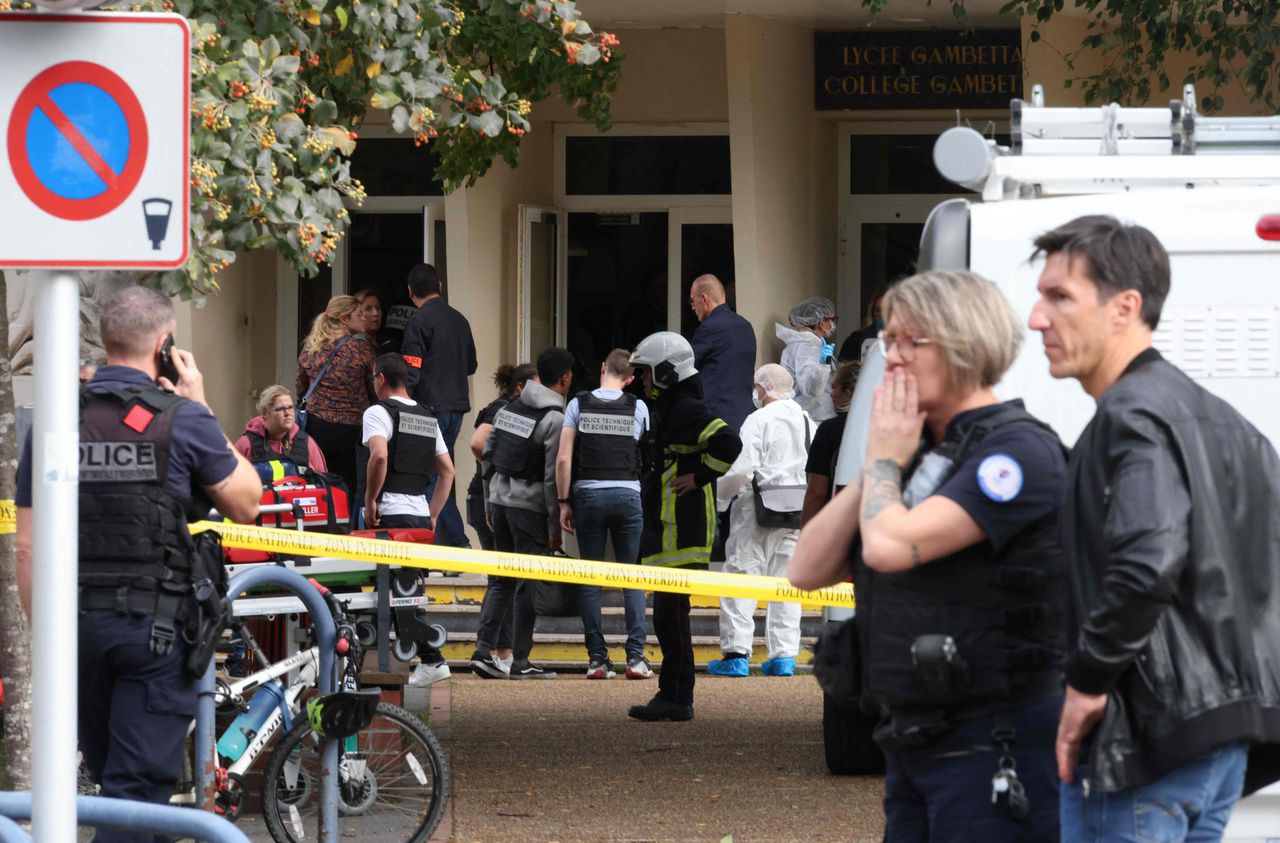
left=688, top=274, right=756, bottom=433
left=627, top=332, right=742, bottom=722
left=790, top=270, right=1068, bottom=840
left=400, top=262, right=477, bottom=548
left=1029, top=215, right=1280, bottom=840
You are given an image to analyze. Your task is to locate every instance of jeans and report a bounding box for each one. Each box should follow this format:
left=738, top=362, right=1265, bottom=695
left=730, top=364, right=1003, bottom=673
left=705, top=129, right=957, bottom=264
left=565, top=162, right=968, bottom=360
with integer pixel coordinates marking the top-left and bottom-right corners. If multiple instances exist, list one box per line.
left=882, top=694, right=1063, bottom=843
left=473, top=504, right=546, bottom=662
left=1060, top=743, right=1247, bottom=842
left=573, top=487, right=647, bottom=662
left=79, top=611, right=197, bottom=843
left=425, top=410, right=468, bottom=547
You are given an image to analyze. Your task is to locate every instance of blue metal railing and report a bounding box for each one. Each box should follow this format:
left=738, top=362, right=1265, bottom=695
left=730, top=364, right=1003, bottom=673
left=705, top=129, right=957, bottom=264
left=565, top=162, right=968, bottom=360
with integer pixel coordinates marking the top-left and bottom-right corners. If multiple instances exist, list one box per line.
left=0, top=566, right=339, bottom=842
left=0, top=793, right=251, bottom=843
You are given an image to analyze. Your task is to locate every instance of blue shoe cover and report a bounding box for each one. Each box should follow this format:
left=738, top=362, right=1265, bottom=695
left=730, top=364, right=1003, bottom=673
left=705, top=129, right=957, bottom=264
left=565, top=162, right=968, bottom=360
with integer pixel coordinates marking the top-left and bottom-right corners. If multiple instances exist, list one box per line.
left=761, top=657, right=795, bottom=676
left=706, top=656, right=749, bottom=677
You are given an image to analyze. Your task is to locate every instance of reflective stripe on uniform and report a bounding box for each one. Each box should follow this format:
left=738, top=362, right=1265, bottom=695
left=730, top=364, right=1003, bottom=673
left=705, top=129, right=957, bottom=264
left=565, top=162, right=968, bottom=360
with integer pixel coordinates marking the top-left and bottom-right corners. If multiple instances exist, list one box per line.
left=270, top=460, right=285, bottom=482
left=644, top=545, right=713, bottom=568
left=697, top=418, right=727, bottom=444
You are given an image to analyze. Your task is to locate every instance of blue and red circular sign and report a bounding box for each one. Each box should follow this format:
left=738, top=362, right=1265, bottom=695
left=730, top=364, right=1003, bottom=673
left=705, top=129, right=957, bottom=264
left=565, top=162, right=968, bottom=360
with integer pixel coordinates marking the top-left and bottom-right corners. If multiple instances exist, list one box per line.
left=6, top=60, right=149, bottom=221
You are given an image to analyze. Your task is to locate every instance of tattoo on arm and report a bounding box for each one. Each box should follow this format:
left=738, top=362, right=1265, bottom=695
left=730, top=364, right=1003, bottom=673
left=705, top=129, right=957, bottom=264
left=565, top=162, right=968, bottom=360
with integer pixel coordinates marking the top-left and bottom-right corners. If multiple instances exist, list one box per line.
left=862, top=459, right=903, bottom=521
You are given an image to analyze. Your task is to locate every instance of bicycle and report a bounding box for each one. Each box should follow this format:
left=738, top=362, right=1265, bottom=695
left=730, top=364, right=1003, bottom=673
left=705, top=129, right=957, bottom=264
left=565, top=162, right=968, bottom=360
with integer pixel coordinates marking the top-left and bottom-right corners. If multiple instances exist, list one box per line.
left=180, top=578, right=450, bottom=841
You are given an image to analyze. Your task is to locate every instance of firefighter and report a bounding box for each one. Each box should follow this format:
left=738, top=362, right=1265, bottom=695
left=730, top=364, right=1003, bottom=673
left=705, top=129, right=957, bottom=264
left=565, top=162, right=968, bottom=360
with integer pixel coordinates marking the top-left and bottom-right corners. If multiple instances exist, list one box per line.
left=626, top=332, right=742, bottom=721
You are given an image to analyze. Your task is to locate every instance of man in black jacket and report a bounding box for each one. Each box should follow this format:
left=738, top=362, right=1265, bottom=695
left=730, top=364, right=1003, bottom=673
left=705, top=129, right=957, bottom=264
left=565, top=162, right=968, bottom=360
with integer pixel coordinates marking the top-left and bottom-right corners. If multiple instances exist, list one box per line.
left=401, top=263, right=477, bottom=547
left=1029, top=215, right=1280, bottom=840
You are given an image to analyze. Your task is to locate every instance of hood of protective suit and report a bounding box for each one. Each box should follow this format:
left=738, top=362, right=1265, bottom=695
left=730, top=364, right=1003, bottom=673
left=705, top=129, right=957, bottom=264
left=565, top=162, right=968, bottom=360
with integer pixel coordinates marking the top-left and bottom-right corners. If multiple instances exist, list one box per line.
left=774, top=323, right=822, bottom=348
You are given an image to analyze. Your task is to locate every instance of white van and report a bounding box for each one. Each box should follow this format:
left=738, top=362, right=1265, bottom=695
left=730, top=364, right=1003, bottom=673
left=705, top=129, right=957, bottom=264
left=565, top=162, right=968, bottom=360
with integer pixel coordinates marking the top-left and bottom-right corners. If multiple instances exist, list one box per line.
left=825, top=86, right=1280, bottom=838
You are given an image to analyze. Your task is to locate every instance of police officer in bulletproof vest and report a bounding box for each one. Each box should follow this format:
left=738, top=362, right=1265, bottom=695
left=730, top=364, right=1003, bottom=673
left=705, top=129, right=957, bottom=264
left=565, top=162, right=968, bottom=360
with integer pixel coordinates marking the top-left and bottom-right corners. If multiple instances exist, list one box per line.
left=790, top=270, right=1069, bottom=841
left=361, top=352, right=456, bottom=688
left=555, top=348, right=655, bottom=680
left=15, top=287, right=262, bottom=840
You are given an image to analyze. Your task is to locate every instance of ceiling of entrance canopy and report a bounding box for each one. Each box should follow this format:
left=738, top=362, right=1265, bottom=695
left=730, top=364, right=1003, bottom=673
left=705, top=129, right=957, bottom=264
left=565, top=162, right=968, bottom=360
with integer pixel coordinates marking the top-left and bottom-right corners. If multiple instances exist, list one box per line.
left=574, top=0, right=1020, bottom=29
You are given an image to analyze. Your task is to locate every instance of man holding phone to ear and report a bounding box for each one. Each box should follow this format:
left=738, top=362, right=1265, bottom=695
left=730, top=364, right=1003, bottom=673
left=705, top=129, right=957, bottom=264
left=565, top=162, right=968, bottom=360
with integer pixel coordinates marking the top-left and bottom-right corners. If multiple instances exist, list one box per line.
left=15, top=286, right=261, bottom=839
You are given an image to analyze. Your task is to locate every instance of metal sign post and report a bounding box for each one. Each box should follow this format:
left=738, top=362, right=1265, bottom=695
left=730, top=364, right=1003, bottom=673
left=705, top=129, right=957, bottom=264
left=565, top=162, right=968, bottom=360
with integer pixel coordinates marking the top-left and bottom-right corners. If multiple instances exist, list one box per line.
left=30, top=270, right=81, bottom=842
left=0, top=5, right=190, bottom=838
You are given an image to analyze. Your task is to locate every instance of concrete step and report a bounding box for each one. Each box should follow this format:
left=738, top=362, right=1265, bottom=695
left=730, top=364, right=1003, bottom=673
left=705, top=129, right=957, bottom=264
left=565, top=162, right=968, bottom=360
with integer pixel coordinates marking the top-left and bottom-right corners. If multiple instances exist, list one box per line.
left=422, top=601, right=825, bottom=639
left=435, top=630, right=816, bottom=671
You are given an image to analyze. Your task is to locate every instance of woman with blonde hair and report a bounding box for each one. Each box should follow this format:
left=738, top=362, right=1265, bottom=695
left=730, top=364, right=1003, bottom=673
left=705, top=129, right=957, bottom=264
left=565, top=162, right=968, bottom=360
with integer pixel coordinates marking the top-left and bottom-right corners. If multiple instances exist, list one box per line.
left=235, top=385, right=330, bottom=484
left=790, top=269, right=1068, bottom=840
left=296, top=295, right=376, bottom=491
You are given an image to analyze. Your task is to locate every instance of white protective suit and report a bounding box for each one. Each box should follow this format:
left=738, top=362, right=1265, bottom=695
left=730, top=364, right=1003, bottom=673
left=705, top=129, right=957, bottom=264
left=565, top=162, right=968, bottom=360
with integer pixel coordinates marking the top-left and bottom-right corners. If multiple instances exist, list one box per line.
left=775, top=323, right=835, bottom=423
left=717, top=396, right=813, bottom=660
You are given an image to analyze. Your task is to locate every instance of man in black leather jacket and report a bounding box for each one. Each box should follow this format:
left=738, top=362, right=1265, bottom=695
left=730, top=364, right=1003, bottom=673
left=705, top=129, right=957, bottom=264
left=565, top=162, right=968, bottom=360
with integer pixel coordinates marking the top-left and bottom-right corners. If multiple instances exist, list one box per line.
left=1029, top=215, right=1280, bottom=841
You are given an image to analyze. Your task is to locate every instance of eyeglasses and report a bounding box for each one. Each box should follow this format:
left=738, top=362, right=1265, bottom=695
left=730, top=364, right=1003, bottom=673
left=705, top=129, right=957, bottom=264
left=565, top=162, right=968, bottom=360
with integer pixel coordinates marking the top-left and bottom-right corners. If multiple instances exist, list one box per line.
left=270, top=405, right=296, bottom=415
left=877, top=330, right=934, bottom=361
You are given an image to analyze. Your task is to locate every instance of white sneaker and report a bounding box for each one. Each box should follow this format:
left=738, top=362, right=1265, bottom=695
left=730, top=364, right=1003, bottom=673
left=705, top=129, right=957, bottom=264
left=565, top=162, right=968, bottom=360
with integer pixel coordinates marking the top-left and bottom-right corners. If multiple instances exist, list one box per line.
left=408, top=662, right=451, bottom=687
left=496, top=655, right=514, bottom=674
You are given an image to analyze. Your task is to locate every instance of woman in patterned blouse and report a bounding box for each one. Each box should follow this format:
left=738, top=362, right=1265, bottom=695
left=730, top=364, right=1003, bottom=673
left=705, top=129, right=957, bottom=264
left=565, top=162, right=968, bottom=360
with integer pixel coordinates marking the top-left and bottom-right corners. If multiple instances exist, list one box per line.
left=296, top=295, right=376, bottom=493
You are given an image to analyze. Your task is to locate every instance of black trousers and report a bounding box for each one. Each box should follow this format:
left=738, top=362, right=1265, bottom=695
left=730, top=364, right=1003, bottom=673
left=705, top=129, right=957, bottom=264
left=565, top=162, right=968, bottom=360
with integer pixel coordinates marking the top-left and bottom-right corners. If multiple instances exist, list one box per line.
left=305, top=414, right=361, bottom=494
left=79, top=610, right=197, bottom=843
left=653, top=590, right=695, bottom=705
left=473, top=504, right=546, bottom=662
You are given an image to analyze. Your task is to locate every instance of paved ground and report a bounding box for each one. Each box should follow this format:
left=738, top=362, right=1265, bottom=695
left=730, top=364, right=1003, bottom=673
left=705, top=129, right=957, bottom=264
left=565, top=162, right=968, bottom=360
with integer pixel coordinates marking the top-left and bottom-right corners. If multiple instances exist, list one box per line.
left=442, top=672, right=885, bottom=843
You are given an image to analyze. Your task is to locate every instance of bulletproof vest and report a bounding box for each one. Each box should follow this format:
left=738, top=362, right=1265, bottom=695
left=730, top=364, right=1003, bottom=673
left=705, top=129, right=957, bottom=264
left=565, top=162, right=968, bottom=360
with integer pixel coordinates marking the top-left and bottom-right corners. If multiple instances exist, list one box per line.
left=855, top=404, right=1069, bottom=714
left=573, top=391, right=640, bottom=482
left=379, top=399, right=438, bottom=496
left=78, top=384, right=203, bottom=591
left=491, top=400, right=554, bottom=482
left=246, top=429, right=310, bottom=483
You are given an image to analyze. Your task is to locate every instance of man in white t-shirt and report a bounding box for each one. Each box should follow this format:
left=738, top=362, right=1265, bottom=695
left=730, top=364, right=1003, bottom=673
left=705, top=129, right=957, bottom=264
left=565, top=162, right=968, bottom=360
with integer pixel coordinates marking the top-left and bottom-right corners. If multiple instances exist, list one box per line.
left=362, top=352, right=456, bottom=686
left=556, top=349, right=655, bottom=680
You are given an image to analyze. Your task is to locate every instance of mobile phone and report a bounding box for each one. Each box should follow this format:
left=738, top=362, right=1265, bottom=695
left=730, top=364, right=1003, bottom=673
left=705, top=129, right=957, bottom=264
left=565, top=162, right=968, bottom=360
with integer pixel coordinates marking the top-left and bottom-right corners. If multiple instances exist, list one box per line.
left=159, top=333, right=180, bottom=384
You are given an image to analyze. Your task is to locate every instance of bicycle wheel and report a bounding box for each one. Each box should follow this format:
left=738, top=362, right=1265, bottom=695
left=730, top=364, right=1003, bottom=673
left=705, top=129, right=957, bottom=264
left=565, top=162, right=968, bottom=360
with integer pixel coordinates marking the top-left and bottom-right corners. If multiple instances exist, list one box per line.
left=260, top=701, right=449, bottom=843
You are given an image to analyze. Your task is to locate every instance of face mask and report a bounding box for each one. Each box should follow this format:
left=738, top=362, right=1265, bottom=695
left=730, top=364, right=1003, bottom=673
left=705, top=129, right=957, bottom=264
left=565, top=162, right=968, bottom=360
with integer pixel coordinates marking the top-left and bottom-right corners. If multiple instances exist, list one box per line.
left=751, top=390, right=763, bottom=410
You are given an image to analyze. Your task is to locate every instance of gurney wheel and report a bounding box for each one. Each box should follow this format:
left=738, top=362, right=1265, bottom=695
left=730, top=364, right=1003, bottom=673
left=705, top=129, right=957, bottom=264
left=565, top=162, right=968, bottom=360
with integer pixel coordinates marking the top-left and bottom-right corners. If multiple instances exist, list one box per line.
left=392, top=637, right=419, bottom=662
left=355, top=620, right=377, bottom=648
left=426, top=623, right=447, bottom=649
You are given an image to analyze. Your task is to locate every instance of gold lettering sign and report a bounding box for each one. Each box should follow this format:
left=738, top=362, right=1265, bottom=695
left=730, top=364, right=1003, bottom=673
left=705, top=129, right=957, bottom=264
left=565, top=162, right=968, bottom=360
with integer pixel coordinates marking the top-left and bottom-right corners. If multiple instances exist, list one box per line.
left=815, top=30, right=1024, bottom=110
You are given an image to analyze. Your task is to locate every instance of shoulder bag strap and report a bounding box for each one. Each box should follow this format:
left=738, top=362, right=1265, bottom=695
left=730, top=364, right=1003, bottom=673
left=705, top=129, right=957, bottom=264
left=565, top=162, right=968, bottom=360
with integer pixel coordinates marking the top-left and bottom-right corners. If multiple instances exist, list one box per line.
left=302, top=336, right=352, bottom=404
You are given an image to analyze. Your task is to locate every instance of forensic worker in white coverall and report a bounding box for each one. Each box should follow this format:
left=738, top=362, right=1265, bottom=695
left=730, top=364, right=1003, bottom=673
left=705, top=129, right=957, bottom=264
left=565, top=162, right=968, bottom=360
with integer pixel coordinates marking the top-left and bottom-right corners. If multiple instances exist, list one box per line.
left=776, top=297, right=838, bottom=423
left=708, top=364, right=813, bottom=678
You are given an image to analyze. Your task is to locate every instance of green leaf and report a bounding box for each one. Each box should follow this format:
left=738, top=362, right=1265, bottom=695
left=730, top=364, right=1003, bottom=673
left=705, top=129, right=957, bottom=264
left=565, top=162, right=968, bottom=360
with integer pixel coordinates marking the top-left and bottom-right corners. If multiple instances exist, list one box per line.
left=469, top=69, right=486, bottom=83
left=272, top=54, right=301, bottom=77
left=370, top=91, right=402, bottom=109
left=335, top=7, right=348, bottom=30
left=476, top=109, right=504, bottom=136
left=576, top=43, right=600, bottom=65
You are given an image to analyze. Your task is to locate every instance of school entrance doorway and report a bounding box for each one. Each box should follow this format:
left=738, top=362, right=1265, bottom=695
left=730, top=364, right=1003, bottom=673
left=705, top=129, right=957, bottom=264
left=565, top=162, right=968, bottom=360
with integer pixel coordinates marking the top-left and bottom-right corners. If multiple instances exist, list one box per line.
left=517, top=206, right=733, bottom=389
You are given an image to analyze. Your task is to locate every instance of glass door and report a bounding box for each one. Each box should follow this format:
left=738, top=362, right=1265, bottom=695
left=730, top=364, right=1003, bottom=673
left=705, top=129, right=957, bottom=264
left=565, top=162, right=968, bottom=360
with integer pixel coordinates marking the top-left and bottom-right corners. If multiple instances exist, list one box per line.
left=517, top=205, right=567, bottom=362
left=278, top=197, right=443, bottom=384
left=667, top=207, right=733, bottom=338
left=838, top=201, right=936, bottom=337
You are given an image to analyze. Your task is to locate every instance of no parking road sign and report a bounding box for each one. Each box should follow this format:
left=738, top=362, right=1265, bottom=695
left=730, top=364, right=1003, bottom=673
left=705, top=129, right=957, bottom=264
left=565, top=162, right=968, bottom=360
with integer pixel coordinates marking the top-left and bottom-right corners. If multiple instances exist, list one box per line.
left=0, top=12, right=189, bottom=269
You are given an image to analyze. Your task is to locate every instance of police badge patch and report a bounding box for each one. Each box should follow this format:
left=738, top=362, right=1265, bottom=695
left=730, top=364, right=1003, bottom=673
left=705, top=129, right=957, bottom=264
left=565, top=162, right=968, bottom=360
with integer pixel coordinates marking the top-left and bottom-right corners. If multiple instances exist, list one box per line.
left=976, top=453, right=1023, bottom=502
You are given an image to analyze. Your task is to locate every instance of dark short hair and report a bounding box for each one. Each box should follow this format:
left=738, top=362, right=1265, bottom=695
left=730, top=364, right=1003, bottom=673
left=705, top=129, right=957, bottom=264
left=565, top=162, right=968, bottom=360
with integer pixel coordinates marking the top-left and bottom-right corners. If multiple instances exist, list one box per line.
left=1032, top=215, right=1170, bottom=330
left=375, top=353, right=410, bottom=388
left=407, top=263, right=440, bottom=298
left=536, top=347, right=574, bottom=385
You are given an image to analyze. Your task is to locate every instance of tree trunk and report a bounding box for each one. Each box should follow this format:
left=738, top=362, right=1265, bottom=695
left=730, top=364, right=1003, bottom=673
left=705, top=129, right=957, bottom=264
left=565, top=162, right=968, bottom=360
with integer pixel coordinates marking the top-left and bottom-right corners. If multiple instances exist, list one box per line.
left=0, top=269, right=33, bottom=791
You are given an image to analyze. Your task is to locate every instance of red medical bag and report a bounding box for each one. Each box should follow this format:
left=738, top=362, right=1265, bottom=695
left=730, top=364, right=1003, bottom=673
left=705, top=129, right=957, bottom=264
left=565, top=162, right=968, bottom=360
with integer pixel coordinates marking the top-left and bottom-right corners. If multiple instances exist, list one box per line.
left=223, top=473, right=351, bottom=564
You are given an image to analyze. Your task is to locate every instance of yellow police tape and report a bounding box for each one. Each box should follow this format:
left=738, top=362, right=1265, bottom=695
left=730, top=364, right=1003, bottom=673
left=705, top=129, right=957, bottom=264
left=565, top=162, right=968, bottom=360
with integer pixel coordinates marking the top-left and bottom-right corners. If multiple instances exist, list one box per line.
left=191, top=521, right=855, bottom=609
left=0, top=499, right=14, bottom=536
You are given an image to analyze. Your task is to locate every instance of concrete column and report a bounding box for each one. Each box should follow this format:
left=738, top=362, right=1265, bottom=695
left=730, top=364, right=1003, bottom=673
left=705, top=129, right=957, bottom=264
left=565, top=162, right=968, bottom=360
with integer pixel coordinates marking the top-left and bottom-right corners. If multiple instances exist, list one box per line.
left=725, top=15, right=837, bottom=364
